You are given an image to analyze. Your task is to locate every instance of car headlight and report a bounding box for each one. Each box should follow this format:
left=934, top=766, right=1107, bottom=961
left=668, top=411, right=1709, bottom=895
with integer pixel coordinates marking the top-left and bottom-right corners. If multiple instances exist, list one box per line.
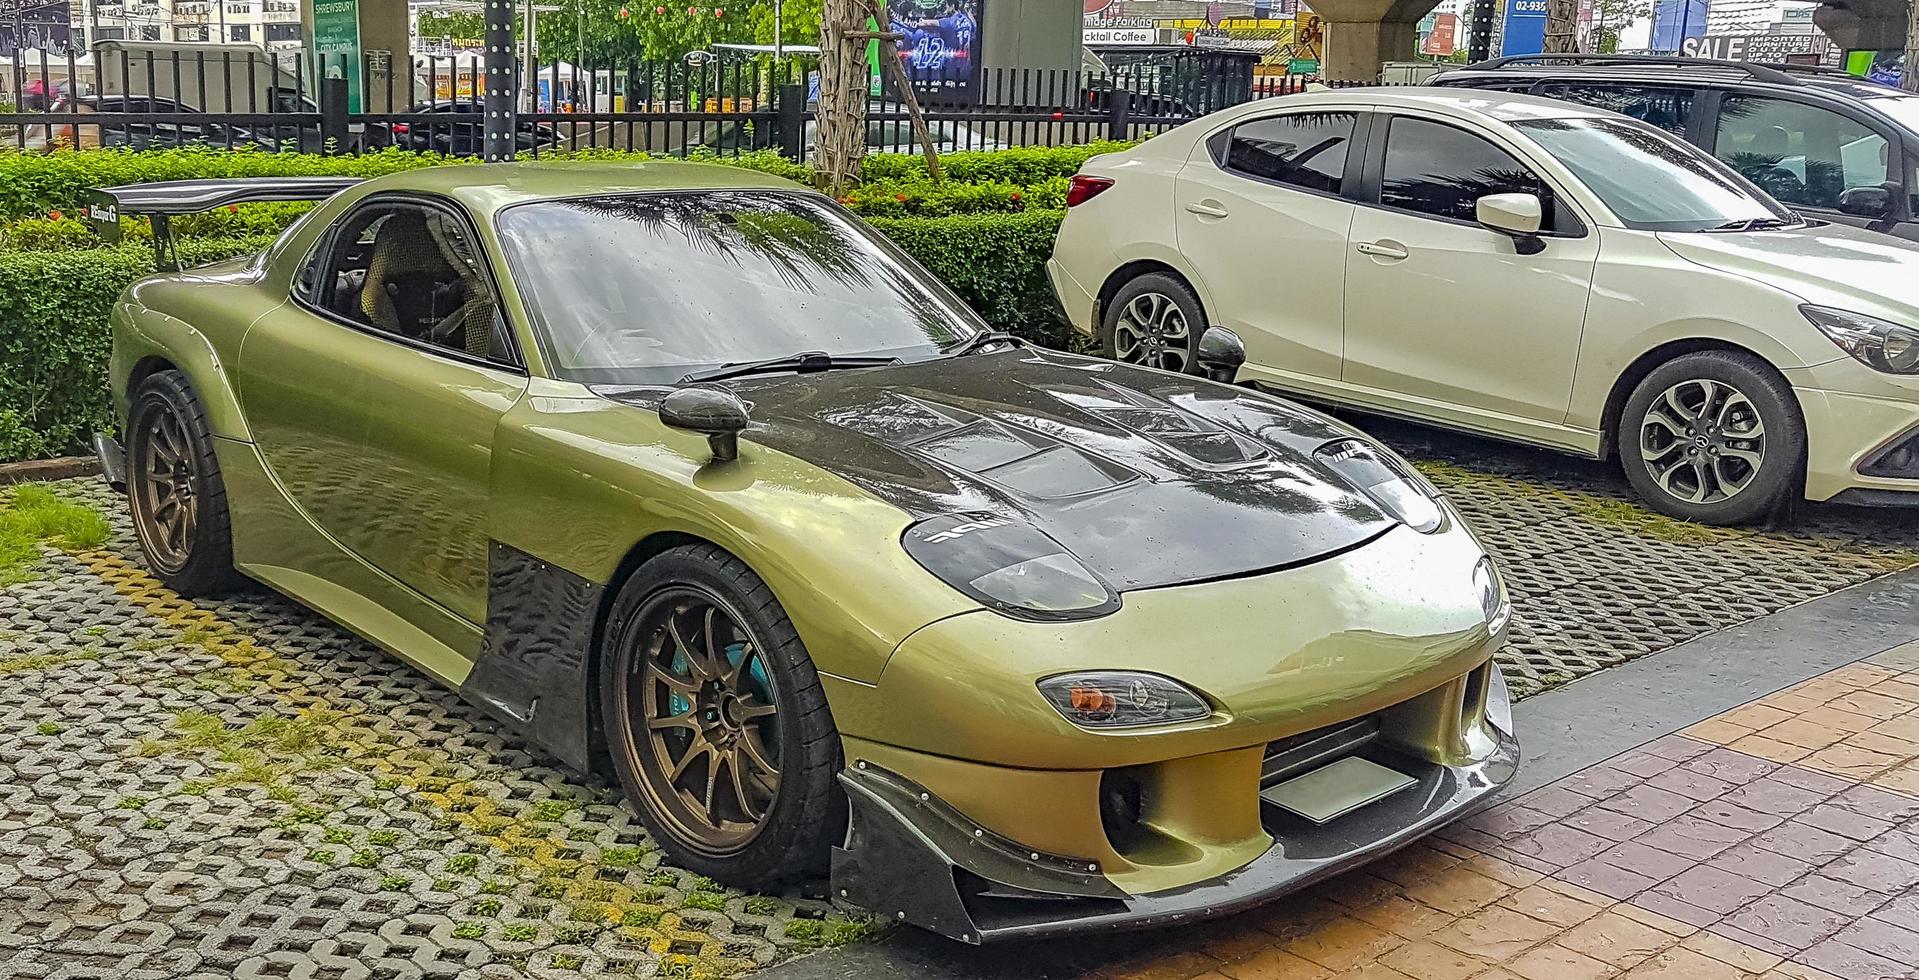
left=1037, top=671, right=1212, bottom=729
left=902, top=514, right=1121, bottom=621
left=1473, top=555, right=1511, bottom=634
left=1314, top=439, right=1445, bottom=533
left=1802, top=305, right=1919, bottom=375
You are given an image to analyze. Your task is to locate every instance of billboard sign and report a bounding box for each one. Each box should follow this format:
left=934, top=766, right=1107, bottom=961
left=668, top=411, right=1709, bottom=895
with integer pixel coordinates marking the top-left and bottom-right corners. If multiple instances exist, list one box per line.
left=1650, top=0, right=1707, bottom=53
left=313, top=0, right=364, bottom=112
left=1084, top=27, right=1157, bottom=44
left=1682, top=32, right=1831, bottom=62
left=1500, top=0, right=1547, bottom=57
left=889, top=0, right=981, bottom=101
left=1422, top=13, right=1459, bottom=56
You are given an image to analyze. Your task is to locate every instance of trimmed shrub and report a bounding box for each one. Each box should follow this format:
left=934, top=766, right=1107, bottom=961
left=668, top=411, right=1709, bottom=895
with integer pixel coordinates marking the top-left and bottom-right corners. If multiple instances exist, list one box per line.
left=867, top=210, right=1068, bottom=347
left=0, top=142, right=1128, bottom=220
left=0, top=234, right=271, bottom=461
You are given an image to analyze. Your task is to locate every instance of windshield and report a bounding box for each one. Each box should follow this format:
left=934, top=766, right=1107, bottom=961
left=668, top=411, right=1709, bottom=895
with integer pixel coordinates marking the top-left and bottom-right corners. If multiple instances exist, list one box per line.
left=1512, top=117, right=1800, bottom=232
left=496, top=191, right=983, bottom=384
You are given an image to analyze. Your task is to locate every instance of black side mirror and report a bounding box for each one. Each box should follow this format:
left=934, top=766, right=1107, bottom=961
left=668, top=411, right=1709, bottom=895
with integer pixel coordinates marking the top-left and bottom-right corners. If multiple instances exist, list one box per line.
left=660, top=387, right=750, bottom=462
left=1839, top=183, right=1894, bottom=219
left=1195, top=326, right=1247, bottom=384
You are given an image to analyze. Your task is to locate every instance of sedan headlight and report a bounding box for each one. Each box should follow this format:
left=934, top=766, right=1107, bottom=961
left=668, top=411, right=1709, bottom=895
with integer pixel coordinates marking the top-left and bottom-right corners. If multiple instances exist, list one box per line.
left=902, top=514, right=1121, bottom=621
left=1473, top=555, right=1512, bottom=634
left=1802, top=305, right=1919, bottom=375
left=1314, top=439, right=1445, bottom=533
left=1037, top=671, right=1212, bottom=729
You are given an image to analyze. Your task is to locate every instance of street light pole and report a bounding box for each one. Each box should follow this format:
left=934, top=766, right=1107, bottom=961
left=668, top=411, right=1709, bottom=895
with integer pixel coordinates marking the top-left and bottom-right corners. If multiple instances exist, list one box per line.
left=774, top=0, right=782, bottom=61
left=483, top=0, right=515, bottom=160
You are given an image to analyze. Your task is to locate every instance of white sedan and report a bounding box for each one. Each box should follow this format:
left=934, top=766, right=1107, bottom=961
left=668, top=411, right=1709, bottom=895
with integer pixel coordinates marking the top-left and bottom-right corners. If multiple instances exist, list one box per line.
left=1047, top=87, right=1919, bottom=524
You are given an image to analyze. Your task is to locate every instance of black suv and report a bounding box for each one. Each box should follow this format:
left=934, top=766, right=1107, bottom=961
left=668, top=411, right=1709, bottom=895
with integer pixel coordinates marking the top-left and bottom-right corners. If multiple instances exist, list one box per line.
left=1433, top=54, right=1919, bottom=241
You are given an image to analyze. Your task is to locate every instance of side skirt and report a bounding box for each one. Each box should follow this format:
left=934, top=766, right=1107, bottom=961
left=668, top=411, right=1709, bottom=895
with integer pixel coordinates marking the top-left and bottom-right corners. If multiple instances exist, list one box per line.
left=462, top=541, right=606, bottom=775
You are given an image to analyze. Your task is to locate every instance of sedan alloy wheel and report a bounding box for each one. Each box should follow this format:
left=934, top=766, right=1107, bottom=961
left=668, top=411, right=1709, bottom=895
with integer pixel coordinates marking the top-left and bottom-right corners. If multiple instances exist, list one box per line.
left=1638, top=378, right=1766, bottom=505
left=1114, top=290, right=1192, bottom=373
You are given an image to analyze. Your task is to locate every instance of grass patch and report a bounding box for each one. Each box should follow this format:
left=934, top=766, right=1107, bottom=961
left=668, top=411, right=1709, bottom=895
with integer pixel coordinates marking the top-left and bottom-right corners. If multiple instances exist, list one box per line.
left=1562, top=495, right=1722, bottom=544
left=0, top=484, right=110, bottom=584
left=34, top=721, right=60, bottom=735
left=0, top=646, right=101, bottom=676
left=783, top=916, right=884, bottom=948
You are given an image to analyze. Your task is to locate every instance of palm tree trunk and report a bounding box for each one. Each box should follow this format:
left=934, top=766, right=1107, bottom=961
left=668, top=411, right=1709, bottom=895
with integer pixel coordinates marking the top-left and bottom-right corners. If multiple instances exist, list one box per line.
left=1543, top=0, right=1580, bottom=53
left=1904, top=0, right=1919, bottom=93
left=815, top=0, right=872, bottom=195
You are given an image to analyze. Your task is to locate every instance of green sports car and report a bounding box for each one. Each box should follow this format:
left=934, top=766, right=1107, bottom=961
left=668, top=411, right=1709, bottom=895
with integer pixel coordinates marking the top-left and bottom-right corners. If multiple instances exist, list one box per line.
left=90, top=162, right=1517, bottom=942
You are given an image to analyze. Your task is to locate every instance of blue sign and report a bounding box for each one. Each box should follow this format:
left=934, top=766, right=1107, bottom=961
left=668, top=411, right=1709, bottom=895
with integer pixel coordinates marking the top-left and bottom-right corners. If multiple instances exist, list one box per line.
left=1650, top=0, right=1707, bottom=52
left=1500, top=0, right=1547, bottom=57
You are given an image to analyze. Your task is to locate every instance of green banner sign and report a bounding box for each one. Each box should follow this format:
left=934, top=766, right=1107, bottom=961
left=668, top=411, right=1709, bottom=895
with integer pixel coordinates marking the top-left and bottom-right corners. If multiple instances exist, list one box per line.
left=313, top=0, right=363, bottom=112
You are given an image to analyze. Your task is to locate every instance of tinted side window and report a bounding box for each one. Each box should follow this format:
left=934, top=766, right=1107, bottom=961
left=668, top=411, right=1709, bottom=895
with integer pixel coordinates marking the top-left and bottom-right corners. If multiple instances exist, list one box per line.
left=1533, top=84, right=1694, bottom=136
left=1222, top=111, right=1357, bottom=194
left=1379, top=117, right=1546, bottom=224
left=1714, top=96, right=1889, bottom=211
left=316, top=202, right=513, bottom=364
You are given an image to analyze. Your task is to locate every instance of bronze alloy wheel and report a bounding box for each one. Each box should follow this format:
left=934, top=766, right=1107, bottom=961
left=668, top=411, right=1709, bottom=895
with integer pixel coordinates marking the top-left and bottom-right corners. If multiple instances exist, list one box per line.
left=619, top=587, right=782, bottom=856
left=130, top=393, right=202, bottom=575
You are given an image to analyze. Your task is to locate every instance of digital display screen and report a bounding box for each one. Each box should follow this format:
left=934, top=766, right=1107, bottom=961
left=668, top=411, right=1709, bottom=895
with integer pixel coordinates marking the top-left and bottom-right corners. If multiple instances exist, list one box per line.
left=888, top=0, right=983, bottom=101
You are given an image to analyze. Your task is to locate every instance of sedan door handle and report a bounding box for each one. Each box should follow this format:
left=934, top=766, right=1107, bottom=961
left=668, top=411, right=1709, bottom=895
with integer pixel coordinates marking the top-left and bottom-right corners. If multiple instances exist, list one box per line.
left=1355, top=240, right=1410, bottom=260
left=1184, top=201, right=1230, bottom=218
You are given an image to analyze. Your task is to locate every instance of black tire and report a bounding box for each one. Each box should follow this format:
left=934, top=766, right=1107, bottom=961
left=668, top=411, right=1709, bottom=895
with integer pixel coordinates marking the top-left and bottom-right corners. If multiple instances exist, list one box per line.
left=1618, top=351, right=1806, bottom=526
left=598, top=543, right=843, bottom=889
left=1102, top=272, right=1205, bottom=375
left=126, top=370, right=244, bottom=595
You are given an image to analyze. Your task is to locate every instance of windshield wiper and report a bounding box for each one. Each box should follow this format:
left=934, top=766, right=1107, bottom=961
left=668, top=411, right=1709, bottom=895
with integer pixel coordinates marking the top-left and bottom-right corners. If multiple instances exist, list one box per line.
left=943, top=331, right=1027, bottom=357
left=1708, top=217, right=1797, bottom=232
left=680, top=351, right=901, bottom=384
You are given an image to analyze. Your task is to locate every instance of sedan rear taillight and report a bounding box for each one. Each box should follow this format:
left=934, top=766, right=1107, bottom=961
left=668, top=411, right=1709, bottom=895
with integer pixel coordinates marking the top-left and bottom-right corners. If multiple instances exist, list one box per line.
left=1066, top=174, right=1115, bottom=207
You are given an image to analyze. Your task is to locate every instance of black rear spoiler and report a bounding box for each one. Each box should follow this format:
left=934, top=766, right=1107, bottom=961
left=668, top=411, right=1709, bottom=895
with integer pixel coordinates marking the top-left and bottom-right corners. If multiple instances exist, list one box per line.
left=86, top=176, right=361, bottom=271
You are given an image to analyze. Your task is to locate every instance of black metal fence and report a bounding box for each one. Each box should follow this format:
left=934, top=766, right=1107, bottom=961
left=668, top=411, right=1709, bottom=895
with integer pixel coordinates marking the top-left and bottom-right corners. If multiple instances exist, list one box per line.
left=0, top=45, right=1360, bottom=160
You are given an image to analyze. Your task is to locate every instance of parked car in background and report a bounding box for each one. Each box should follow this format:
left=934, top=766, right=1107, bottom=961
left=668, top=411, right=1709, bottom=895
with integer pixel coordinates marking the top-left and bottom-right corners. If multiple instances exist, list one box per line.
left=1433, top=55, right=1919, bottom=241
left=373, top=100, right=561, bottom=155
left=1048, top=88, right=1919, bottom=524
left=89, top=163, right=1516, bottom=944
left=21, top=94, right=286, bottom=151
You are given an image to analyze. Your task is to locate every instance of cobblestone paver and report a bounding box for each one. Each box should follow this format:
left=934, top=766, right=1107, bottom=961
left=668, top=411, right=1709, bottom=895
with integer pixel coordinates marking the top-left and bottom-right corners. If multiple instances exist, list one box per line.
left=1082, top=641, right=1919, bottom=980
left=0, top=427, right=1916, bottom=979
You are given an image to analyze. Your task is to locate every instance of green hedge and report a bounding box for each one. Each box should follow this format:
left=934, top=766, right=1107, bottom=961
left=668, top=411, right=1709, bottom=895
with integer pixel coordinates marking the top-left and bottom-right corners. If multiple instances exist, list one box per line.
left=0, top=213, right=1064, bottom=463
left=1, top=234, right=276, bottom=461
left=0, top=143, right=1129, bottom=220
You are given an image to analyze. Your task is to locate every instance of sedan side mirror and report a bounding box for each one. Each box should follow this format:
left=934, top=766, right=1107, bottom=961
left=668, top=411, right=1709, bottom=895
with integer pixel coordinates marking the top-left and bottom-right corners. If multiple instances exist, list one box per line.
left=660, top=387, right=750, bottom=462
left=1839, top=183, right=1894, bottom=219
left=1195, top=326, right=1247, bottom=384
left=1477, top=192, right=1546, bottom=256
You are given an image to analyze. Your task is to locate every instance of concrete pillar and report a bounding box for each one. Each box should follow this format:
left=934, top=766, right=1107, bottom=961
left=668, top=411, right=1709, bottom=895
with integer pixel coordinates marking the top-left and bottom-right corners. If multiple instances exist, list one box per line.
left=1813, top=0, right=1907, bottom=52
left=1307, top=0, right=1440, bottom=81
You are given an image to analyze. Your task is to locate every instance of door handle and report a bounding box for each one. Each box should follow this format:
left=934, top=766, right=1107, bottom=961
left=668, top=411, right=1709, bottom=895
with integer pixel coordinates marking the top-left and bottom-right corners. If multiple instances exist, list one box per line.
left=1355, top=240, right=1410, bottom=260
left=1185, top=200, right=1230, bottom=218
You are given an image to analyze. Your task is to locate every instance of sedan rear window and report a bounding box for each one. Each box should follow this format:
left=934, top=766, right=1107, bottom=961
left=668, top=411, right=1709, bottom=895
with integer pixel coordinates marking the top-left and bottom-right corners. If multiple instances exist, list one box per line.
left=496, top=191, right=984, bottom=384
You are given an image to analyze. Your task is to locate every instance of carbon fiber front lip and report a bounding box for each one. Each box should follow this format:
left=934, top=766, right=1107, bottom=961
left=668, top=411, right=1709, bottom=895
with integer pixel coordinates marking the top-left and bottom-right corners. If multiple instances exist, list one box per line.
left=832, top=692, right=1521, bottom=943
left=967, top=732, right=1518, bottom=942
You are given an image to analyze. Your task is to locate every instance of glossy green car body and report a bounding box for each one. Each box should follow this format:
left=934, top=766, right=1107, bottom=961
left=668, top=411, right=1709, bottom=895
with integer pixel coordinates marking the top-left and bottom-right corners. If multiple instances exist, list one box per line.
left=100, top=162, right=1517, bottom=942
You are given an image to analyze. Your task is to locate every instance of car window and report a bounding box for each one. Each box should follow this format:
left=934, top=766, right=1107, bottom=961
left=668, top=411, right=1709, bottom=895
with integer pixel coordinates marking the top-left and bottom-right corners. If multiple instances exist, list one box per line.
left=1532, top=84, right=1694, bottom=136
left=1219, top=111, right=1357, bottom=194
left=1378, top=116, right=1550, bottom=225
left=1515, top=117, right=1797, bottom=232
left=313, top=201, right=514, bottom=365
left=495, top=191, right=985, bottom=385
left=1714, top=96, right=1889, bottom=211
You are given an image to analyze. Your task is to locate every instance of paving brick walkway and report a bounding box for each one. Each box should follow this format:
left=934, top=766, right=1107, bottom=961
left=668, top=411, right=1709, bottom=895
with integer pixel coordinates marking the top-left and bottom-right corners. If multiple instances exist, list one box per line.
left=1082, top=641, right=1919, bottom=980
